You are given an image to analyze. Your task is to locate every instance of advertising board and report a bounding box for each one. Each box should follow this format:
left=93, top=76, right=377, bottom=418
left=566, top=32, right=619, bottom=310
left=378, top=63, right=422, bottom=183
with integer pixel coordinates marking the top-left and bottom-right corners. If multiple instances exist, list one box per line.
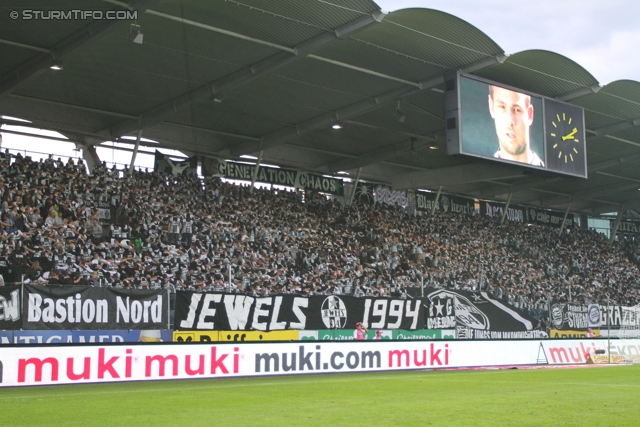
left=3, top=339, right=639, bottom=386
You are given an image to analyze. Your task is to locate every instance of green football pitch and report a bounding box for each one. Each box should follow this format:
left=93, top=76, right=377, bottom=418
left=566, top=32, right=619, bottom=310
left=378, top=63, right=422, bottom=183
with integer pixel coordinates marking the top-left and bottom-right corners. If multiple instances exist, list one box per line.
left=1, top=365, right=637, bottom=426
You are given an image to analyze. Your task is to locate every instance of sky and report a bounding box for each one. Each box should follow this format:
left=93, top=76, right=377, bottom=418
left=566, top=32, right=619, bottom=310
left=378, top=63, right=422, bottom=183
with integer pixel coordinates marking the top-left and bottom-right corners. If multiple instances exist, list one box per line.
left=375, top=0, right=640, bottom=85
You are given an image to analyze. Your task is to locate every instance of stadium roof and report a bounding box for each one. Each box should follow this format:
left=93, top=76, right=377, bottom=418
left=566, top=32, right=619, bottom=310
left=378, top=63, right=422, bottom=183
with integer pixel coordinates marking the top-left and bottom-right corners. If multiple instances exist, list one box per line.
left=1, top=0, right=640, bottom=216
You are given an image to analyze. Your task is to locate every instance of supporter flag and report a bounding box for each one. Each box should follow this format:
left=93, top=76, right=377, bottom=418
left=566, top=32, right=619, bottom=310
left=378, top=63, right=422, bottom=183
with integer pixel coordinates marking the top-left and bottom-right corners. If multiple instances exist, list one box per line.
left=154, top=150, right=197, bottom=176
left=201, top=156, right=221, bottom=177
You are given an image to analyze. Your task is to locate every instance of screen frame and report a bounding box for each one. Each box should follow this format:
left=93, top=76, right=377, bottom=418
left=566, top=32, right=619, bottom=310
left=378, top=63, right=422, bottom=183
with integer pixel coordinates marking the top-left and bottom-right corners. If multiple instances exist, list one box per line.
left=445, top=71, right=588, bottom=179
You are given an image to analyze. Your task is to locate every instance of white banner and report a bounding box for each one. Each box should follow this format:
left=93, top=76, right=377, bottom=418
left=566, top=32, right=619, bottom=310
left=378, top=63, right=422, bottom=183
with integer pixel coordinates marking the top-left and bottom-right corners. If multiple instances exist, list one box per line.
left=540, top=339, right=640, bottom=364
left=2, top=339, right=639, bottom=387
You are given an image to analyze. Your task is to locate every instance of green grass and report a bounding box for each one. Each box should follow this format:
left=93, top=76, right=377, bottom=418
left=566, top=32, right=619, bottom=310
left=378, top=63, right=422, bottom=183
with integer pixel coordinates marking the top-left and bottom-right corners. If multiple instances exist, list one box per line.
left=1, top=365, right=638, bottom=426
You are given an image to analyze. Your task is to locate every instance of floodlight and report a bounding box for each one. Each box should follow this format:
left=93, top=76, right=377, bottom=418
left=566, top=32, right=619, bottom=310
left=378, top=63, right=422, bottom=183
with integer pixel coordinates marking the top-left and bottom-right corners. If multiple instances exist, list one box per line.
left=128, top=24, right=143, bottom=44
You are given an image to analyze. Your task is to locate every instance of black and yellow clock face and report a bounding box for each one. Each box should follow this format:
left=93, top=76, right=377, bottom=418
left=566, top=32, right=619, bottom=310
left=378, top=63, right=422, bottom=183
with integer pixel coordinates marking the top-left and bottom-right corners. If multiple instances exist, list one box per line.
left=544, top=99, right=587, bottom=177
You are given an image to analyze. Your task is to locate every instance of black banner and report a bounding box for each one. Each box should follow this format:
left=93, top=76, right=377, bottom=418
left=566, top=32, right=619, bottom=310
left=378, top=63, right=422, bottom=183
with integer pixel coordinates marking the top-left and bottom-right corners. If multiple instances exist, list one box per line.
left=479, top=201, right=526, bottom=223
left=425, top=289, right=543, bottom=339
left=611, top=219, right=640, bottom=235
left=480, top=201, right=573, bottom=228
left=154, top=150, right=197, bottom=177
left=175, top=292, right=427, bottom=331
left=427, top=295, right=456, bottom=329
left=23, top=285, right=169, bottom=330
left=405, top=288, right=545, bottom=339
left=353, top=182, right=408, bottom=207
left=600, top=304, right=639, bottom=329
left=0, top=286, right=21, bottom=330
left=415, top=191, right=475, bottom=215
left=548, top=302, right=590, bottom=331
left=526, top=207, right=573, bottom=228
left=202, top=158, right=344, bottom=196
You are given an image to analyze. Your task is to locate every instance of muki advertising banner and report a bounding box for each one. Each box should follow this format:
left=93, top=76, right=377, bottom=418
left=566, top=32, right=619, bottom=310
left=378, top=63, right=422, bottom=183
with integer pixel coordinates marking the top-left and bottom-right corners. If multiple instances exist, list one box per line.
left=0, top=285, right=21, bottom=330
left=175, top=293, right=427, bottom=331
left=415, top=192, right=475, bottom=215
left=6, top=339, right=640, bottom=387
left=23, top=285, right=169, bottom=330
left=202, top=158, right=344, bottom=196
left=0, top=340, right=508, bottom=386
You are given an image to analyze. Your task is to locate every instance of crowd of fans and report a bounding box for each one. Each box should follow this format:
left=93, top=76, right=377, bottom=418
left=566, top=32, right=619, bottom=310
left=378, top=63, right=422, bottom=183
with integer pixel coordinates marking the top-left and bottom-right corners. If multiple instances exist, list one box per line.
left=0, top=151, right=639, bottom=323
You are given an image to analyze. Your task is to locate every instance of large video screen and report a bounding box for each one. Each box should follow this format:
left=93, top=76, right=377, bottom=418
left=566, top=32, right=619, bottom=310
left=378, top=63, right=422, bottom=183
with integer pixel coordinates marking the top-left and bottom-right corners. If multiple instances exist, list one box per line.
left=445, top=73, right=587, bottom=178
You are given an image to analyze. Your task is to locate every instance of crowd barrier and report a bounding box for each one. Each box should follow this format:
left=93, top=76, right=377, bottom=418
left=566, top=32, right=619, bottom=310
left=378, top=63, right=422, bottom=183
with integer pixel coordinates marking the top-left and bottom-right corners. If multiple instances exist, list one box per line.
left=172, top=329, right=456, bottom=342
left=3, top=338, right=639, bottom=387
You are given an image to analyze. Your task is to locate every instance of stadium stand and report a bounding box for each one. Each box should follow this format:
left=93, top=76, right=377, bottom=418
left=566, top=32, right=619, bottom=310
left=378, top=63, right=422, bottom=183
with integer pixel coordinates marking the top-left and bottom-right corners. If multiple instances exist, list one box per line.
left=0, top=152, right=638, bottom=328
left=2, top=2, right=640, bottom=331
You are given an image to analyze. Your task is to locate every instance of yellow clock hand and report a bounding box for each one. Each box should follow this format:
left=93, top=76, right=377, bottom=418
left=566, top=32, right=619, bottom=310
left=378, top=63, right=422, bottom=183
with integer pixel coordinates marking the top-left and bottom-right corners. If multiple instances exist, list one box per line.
left=562, top=128, right=578, bottom=141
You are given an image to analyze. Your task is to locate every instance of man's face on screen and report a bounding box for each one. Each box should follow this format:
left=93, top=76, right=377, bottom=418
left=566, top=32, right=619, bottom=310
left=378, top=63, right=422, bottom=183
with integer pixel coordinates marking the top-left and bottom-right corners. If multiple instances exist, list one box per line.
left=489, top=86, right=534, bottom=159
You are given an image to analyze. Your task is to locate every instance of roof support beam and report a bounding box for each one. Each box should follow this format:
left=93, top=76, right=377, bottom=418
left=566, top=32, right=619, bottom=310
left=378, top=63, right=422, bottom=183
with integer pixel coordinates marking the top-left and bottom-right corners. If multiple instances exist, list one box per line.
left=589, top=198, right=640, bottom=216
left=7, top=94, right=262, bottom=143
left=558, top=85, right=601, bottom=102
left=594, top=117, right=640, bottom=137
left=558, top=203, right=571, bottom=236
left=83, top=146, right=102, bottom=174
left=108, top=11, right=386, bottom=138
left=228, top=85, right=419, bottom=157
left=0, top=0, right=154, bottom=98
left=327, top=137, right=426, bottom=173
left=343, top=120, right=441, bottom=140
left=0, top=128, right=82, bottom=145
left=145, top=8, right=415, bottom=88
left=8, top=93, right=136, bottom=119
left=229, top=54, right=506, bottom=157
left=525, top=181, right=640, bottom=206
left=392, top=163, right=524, bottom=190
left=590, top=152, right=640, bottom=172
left=430, top=186, right=442, bottom=216
left=475, top=152, right=640, bottom=200
left=476, top=177, right=563, bottom=199
left=609, top=204, right=625, bottom=244
left=500, top=193, right=512, bottom=224
left=603, top=134, right=640, bottom=148
left=0, top=39, right=50, bottom=54
left=348, top=167, right=362, bottom=206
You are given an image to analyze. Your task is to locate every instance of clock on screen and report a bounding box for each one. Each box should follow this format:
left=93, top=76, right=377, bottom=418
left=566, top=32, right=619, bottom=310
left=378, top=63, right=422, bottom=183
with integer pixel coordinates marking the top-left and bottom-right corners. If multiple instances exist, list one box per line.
left=544, top=99, right=587, bottom=177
